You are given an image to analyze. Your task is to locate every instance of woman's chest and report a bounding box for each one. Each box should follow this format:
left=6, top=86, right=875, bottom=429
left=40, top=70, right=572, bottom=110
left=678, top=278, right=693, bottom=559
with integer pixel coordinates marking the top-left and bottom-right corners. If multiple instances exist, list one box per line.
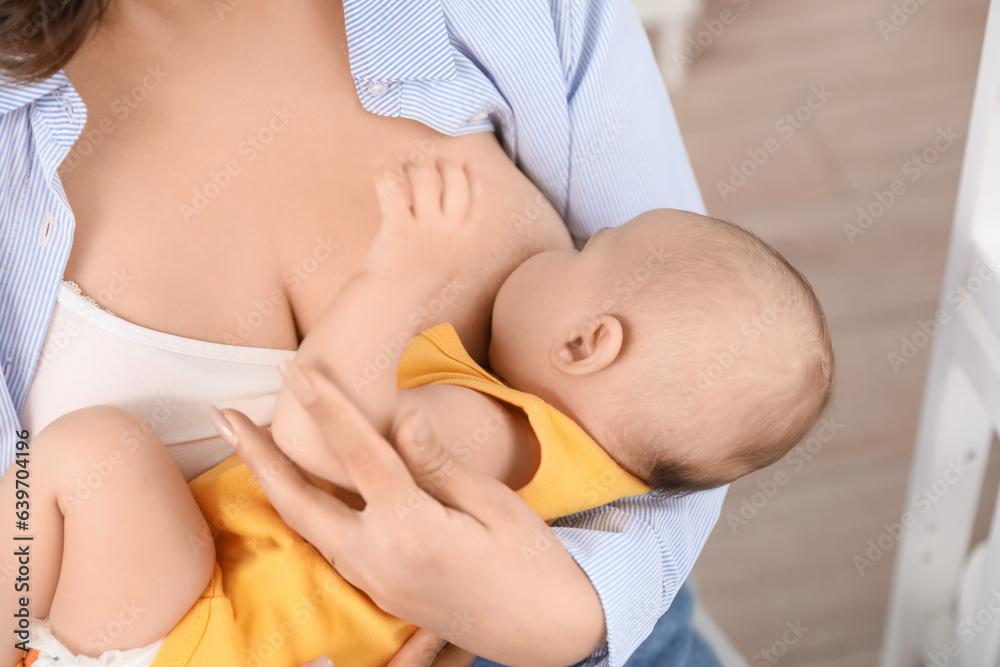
left=57, top=0, right=571, bottom=357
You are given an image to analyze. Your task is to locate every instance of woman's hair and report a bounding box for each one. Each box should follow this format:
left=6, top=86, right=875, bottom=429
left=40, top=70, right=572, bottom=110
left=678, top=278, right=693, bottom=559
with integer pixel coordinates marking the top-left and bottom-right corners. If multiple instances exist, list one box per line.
left=1, top=0, right=107, bottom=82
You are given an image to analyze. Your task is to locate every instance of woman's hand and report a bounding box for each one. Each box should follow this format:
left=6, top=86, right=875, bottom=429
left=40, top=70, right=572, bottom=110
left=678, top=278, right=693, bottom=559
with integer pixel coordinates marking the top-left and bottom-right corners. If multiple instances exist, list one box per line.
left=223, top=362, right=607, bottom=667
left=296, top=631, right=476, bottom=667
left=386, top=629, right=476, bottom=667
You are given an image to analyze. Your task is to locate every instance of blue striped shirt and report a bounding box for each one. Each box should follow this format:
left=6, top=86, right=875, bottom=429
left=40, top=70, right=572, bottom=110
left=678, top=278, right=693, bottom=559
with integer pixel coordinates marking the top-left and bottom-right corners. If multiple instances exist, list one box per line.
left=0, top=1, right=727, bottom=665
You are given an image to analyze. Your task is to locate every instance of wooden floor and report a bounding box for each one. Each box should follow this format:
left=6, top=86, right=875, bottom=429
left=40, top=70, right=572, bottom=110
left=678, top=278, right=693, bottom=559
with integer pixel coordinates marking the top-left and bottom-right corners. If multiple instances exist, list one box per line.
left=650, top=0, right=994, bottom=664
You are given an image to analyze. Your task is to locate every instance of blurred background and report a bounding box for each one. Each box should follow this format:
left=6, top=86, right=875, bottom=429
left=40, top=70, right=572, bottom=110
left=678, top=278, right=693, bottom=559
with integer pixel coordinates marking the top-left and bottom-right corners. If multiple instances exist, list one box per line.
left=634, top=0, right=996, bottom=664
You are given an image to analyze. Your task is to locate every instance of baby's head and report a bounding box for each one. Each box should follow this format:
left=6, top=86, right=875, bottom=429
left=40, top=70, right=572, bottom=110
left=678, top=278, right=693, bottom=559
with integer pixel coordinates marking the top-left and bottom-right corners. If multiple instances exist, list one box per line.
left=489, top=209, right=834, bottom=494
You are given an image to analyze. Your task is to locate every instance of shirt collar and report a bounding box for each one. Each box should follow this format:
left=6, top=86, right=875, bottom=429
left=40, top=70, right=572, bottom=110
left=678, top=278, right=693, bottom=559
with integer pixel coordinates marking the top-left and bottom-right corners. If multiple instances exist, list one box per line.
left=0, top=1, right=459, bottom=117
left=343, top=0, right=457, bottom=82
left=0, top=69, right=72, bottom=116
left=0, top=1, right=458, bottom=116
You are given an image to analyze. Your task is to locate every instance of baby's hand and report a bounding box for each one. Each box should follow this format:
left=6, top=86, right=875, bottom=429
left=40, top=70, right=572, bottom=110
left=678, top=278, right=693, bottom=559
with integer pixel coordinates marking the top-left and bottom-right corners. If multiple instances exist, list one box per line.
left=366, top=159, right=483, bottom=283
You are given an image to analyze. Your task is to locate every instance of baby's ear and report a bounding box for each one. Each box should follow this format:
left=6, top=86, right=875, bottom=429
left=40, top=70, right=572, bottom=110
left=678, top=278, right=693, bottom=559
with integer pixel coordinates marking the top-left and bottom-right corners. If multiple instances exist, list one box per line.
left=549, top=315, right=624, bottom=376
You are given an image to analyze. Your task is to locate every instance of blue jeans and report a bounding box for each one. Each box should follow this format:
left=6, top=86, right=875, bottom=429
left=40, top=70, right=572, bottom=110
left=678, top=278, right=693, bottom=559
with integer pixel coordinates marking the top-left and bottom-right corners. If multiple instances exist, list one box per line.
left=470, top=581, right=722, bottom=667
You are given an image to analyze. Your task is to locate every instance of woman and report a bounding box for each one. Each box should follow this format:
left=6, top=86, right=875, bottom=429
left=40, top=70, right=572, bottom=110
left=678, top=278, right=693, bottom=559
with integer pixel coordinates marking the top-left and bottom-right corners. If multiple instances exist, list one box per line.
left=0, top=0, right=726, bottom=664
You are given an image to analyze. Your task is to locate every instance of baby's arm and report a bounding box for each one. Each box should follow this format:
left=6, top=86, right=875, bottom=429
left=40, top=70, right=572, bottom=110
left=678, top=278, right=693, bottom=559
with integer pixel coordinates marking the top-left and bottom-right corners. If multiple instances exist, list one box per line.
left=270, top=160, right=482, bottom=487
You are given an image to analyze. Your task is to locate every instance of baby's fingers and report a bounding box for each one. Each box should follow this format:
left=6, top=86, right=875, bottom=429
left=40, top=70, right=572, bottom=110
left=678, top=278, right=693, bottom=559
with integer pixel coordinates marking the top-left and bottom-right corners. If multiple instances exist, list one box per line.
left=439, top=159, right=470, bottom=222
left=465, top=163, right=485, bottom=225
left=375, top=176, right=412, bottom=225
left=409, top=162, right=443, bottom=221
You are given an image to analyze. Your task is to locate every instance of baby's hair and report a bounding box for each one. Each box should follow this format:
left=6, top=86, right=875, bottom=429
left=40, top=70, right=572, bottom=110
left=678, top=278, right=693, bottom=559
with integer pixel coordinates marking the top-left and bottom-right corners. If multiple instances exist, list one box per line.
left=595, top=210, right=834, bottom=496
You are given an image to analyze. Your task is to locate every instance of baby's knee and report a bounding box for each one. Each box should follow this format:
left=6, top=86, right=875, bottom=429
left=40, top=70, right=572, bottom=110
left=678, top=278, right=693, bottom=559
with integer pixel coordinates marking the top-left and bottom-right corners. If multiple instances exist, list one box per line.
left=29, top=406, right=167, bottom=497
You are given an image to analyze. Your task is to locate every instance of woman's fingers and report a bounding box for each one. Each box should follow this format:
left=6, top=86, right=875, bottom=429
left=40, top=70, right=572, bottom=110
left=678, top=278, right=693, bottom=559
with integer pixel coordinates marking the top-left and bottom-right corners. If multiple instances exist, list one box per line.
left=392, top=409, right=523, bottom=526
left=298, top=657, right=335, bottom=667
left=385, top=626, right=477, bottom=667
left=224, top=408, right=359, bottom=544
left=431, top=644, right=477, bottom=667
left=282, top=363, right=423, bottom=507
left=386, top=628, right=447, bottom=667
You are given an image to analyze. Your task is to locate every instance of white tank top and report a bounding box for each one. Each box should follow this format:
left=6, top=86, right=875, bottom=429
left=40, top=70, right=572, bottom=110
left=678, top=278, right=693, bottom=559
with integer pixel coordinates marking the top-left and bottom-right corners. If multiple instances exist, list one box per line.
left=19, top=280, right=297, bottom=481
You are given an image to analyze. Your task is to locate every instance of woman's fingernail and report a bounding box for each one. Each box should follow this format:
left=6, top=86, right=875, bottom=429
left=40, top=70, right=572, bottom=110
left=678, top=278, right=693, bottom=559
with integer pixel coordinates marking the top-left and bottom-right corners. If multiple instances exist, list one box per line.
left=207, top=405, right=237, bottom=447
left=278, top=360, right=316, bottom=404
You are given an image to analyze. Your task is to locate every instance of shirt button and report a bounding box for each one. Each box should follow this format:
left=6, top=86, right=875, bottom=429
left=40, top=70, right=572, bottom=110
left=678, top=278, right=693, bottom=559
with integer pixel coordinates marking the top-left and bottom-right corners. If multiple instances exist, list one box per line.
left=469, top=111, right=488, bottom=122
left=53, top=88, right=75, bottom=120
left=39, top=212, right=55, bottom=247
left=368, top=81, right=389, bottom=98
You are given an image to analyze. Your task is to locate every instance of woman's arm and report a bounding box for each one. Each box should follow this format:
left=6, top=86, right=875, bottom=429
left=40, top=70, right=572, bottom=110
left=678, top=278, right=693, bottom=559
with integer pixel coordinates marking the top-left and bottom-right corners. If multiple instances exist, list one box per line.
left=533, top=3, right=728, bottom=661
left=480, top=2, right=725, bottom=662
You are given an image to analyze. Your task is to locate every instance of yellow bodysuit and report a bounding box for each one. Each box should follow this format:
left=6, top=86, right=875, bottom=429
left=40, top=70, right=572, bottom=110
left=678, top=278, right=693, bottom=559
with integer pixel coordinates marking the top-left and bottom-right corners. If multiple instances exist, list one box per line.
left=148, top=323, right=650, bottom=667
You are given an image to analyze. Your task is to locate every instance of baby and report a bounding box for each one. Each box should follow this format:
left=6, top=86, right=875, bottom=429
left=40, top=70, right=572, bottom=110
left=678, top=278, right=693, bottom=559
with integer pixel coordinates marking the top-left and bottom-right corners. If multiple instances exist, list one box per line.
left=3, top=159, right=833, bottom=667
left=269, top=162, right=833, bottom=501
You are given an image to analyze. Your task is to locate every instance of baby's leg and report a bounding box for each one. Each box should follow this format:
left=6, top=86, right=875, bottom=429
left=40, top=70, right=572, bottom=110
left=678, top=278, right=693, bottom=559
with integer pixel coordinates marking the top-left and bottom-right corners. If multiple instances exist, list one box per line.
left=0, top=405, right=215, bottom=662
